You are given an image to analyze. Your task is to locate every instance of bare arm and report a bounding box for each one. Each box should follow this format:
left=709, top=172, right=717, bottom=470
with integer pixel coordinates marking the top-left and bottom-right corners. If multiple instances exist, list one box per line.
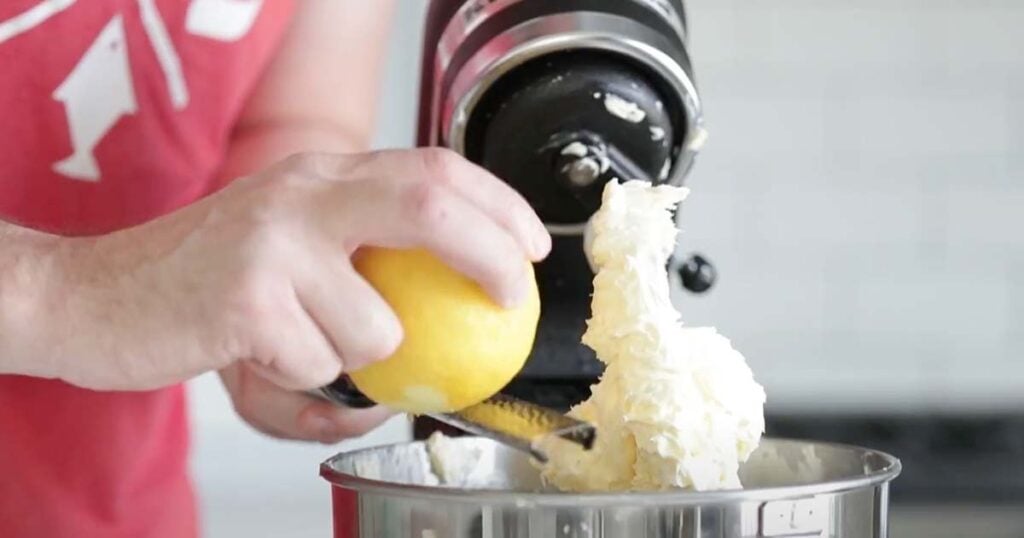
left=0, top=1, right=396, bottom=378
left=0, top=1, right=548, bottom=445
left=0, top=225, right=61, bottom=377
left=213, top=0, right=400, bottom=440
left=218, top=0, right=396, bottom=179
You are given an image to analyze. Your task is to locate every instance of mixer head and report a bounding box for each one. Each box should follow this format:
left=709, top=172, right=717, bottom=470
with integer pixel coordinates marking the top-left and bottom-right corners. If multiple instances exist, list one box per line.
left=415, top=0, right=715, bottom=410
left=465, top=49, right=682, bottom=229
left=420, top=0, right=706, bottom=228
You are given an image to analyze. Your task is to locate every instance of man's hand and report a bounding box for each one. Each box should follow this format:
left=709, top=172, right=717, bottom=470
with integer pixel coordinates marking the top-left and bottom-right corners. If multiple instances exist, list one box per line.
left=209, top=0, right=401, bottom=441
left=219, top=362, right=393, bottom=443
left=35, top=149, right=549, bottom=394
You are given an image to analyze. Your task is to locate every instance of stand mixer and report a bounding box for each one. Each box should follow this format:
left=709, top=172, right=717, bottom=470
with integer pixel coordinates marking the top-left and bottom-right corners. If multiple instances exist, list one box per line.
left=413, top=0, right=714, bottom=435
left=319, top=2, right=901, bottom=536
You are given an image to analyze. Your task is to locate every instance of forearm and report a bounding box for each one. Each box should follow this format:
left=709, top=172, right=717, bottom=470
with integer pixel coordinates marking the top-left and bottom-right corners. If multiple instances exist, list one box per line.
left=0, top=124, right=374, bottom=384
left=0, top=221, right=64, bottom=377
left=219, top=120, right=371, bottom=181
left=218, top=0, right=394, bottom=181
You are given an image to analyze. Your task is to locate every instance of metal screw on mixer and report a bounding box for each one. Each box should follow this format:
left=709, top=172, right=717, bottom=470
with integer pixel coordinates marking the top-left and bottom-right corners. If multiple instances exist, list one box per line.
left=677, top=253, right=716, bottom=293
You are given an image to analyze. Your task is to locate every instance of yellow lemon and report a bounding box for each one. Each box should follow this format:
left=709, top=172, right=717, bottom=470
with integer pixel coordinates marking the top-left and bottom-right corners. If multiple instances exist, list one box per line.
left=349, top=247, right=540, bottom=414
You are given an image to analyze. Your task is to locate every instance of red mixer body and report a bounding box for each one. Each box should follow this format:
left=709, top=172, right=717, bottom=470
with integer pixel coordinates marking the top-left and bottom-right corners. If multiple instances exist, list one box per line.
left=417, top=0, right=463, bottom=147
left=330, top=487, right=360, bottom=537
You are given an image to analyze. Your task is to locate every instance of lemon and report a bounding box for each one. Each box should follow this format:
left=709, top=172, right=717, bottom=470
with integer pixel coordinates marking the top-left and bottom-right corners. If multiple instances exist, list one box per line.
left=349, top=247, right=540, bottom=414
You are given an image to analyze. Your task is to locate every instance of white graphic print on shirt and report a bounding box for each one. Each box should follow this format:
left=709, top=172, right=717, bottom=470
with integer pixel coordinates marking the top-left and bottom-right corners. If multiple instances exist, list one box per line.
left=186, top=0, right=264, bottom=41
left=51, top=14, right=137, bottom=181
left=1, top=0, right=265, bottom=182
left=0, top=0, right=76, bottom=45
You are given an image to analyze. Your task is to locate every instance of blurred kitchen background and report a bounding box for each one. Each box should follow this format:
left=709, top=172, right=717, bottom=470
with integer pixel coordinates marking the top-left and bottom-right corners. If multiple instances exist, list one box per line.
left=187, top=1, right=1024, bottom=536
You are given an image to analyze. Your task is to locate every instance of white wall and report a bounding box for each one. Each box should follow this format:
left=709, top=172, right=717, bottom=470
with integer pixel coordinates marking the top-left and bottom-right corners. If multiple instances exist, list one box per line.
left=674, top=0, right=1023, bottom=413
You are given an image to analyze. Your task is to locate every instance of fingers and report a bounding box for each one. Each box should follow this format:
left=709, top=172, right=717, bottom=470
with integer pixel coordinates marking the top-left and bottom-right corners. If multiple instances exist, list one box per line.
left=416, top=149, right=551, bottom=261
left=293, top=259, right=403, bottom=372
left=244, top=282, right=344, bottom=390
left=232, top=148, right=545, bottom=396
left=294, top=148, right=549, bottom=259
left=309, top=148, right=546, bottom=307
left=342, top=177, right=532, bottom=307
left=222, top=364, right=394, bottom=443
left=298, top=400, right=395, bottom=443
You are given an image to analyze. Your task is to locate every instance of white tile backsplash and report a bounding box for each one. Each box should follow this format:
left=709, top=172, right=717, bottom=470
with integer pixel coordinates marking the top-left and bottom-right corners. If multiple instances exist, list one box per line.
left=679, top=265, right=830, bottom=337
left=850, top=268, right=1010, bottom=343
left=676, top=190, right=747, bottom=246
left=680, top=0, right=1023, bottom=411
left=708, top=97, right=830, bottom=154
left=1008, top=262, right=1024, bottom=347
left=945, top=188, right=1024, bottom=247
left=853, top=96, right=1010, bottom=156
left=941, top=5, right=1024, bottom=66
left=764, top=5, right=937, bottom=68
left=759, top=186, right=925, bottom=247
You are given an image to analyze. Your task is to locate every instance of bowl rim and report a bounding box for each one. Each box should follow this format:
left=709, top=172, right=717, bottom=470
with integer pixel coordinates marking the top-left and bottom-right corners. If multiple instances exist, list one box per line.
left=319, top=436, right=902, bottom=506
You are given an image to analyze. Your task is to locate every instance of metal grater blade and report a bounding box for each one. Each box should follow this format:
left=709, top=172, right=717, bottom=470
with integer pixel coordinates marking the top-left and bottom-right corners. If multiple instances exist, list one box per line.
left=431, top=394, right=596, bottom=463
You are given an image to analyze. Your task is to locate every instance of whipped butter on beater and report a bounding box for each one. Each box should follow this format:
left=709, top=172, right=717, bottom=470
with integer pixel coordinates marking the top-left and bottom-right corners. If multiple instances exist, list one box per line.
left=539, top=180, right=766, bottom=492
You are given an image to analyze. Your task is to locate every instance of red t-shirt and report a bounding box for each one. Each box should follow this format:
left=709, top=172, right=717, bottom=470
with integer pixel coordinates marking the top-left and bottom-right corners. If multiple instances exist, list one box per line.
left=0, top=1, right=294, bottom=536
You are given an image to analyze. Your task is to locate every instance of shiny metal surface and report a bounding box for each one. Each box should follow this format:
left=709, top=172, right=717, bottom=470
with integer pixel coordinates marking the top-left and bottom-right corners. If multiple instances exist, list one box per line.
left=437, top=0, right=523, bottom=73
left=427, top=0, right=692, bottom=152
left=436, top=0, right=687, bottom=74
left=311, top=384, right=595, bottom=462
left=321, top=437, right=901, bottom=537
left=437, top=394, right=596, bottom=462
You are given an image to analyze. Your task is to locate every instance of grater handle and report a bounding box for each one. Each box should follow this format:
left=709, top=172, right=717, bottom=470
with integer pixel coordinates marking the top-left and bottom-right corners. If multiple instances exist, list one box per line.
left=309, top=375, right=377, bottom=409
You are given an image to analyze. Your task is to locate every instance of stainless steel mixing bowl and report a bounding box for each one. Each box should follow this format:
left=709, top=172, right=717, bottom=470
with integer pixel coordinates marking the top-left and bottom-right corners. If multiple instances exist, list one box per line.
left=320, top=437, right=901, bottom=538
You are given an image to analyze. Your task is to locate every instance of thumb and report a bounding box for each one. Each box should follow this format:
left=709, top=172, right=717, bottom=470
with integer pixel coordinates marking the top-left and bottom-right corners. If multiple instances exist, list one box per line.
left=223, top=363, right=395, bottom=442
left=245, top=289, right=344, bottom=391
